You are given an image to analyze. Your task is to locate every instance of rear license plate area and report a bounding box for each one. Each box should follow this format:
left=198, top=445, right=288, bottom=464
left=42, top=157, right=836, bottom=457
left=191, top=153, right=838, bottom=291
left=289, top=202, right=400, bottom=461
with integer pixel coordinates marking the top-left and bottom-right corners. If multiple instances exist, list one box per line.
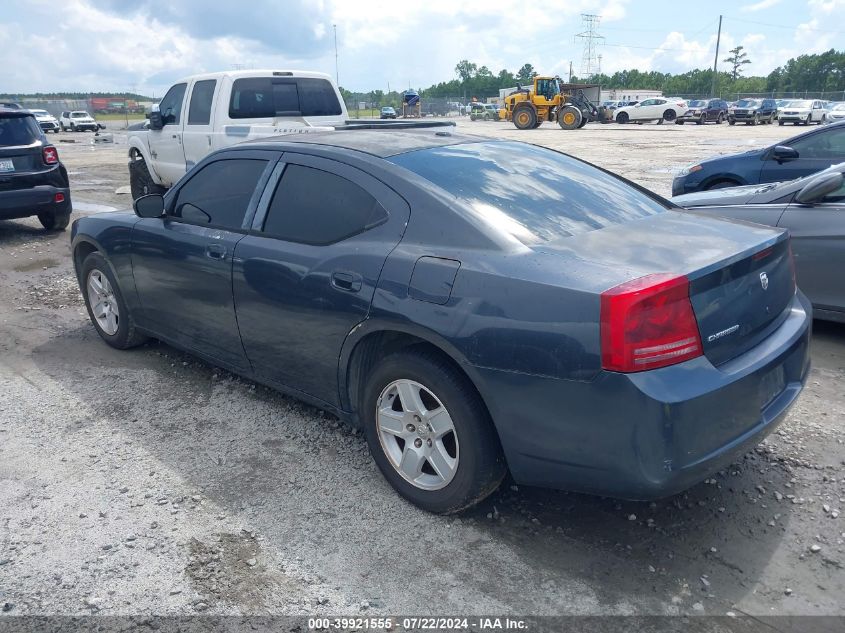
left=0, top=159, right=14, bottom=173
left=759, top=366, right=786, bottom=409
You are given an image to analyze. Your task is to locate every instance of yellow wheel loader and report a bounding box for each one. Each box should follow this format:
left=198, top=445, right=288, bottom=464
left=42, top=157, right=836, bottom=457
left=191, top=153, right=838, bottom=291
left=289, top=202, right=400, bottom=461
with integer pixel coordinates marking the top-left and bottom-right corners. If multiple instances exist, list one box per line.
left=502, top=76, right=606, bottom=130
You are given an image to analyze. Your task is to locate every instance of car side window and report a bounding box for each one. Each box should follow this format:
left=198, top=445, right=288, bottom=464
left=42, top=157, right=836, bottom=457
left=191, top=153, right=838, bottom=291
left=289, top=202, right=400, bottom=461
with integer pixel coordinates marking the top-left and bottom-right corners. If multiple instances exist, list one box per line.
left=187, top=80, right=216, bottom=125
left=172, top=158, right=268, bottom=229
left=791, top=128, right=845, bottom=159
left=159, top=82, right=187, bottom=126
left=262, top=164, right=387, bottom=245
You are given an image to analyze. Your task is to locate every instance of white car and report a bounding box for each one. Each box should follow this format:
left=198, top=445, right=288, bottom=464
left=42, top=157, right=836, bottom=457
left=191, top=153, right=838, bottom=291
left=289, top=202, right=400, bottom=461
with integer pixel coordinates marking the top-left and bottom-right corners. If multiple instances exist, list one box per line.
left=614, top=97, right=688, bottom=124
left=777, top=99, right=826, bottom=126
left=59, top=110, right=98, bottom=132
left=28, top=109, right=60, bottom=133
left=823, top=102, right=845, bottom=124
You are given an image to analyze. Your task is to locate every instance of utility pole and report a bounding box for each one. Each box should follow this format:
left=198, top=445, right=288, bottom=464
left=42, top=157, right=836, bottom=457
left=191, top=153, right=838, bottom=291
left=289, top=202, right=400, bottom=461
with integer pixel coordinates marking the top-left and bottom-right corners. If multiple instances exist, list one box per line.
left=333, top=24, right=339, bottom=86
left=575, top=14, right=604, bottom=79
left=711, top=15, right=723, bottom=97
left=569, top=61, right=573, bottom=83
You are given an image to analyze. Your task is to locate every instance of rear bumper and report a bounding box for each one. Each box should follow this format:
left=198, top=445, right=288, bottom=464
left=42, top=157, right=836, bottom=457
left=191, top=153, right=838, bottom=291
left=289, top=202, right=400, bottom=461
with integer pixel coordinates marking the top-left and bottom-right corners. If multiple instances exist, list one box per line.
left=0, top=184, right=72, bottom=220
left=475, top=291, right=812, bottom=500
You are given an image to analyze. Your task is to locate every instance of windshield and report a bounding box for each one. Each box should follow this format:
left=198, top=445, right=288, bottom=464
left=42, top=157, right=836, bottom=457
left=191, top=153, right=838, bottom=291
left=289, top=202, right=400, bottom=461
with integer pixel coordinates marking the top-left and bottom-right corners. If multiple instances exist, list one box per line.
left=735, top=99, right=759, bottom=108
left=389, top=141, right=668, bottom=245
left=30, top=110, right=49, bottom=116
left=71, top=112, right=89, bottom=118
left=688, top=100, right=706, bottom=107
left=790, top=100, right=813, bottom=108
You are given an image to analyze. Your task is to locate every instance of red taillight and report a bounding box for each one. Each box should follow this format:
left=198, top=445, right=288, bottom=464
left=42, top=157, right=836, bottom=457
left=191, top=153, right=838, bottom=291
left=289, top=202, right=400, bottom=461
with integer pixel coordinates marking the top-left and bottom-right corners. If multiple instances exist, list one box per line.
left=600, top=273, right=703, bottom=373
left=42, top=146, right=59, bottom=165
left=54, top=192, right=65, bottom=203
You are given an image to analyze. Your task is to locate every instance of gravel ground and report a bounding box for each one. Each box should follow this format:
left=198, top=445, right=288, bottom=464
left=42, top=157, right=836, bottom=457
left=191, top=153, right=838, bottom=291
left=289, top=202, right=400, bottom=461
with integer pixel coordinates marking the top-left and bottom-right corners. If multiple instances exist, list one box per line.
left=0, top=121, right=844, bottom=620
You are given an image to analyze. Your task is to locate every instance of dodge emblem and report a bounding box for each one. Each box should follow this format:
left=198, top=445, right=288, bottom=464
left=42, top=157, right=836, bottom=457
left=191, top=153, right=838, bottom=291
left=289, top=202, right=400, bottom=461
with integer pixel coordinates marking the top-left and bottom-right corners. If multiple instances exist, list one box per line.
left=759, top=272, right=769, bottom=290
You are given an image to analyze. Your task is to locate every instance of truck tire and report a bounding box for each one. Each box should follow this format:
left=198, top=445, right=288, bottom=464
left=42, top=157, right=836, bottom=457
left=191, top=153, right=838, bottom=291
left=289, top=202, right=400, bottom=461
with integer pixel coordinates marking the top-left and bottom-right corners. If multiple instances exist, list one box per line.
left=129, top=158, right=166, bottom=200
left=512, top=104, right=537, bottom=130
left=38, top=210, right=71, bottom=231
left=558, top=106, right=582, bottom=130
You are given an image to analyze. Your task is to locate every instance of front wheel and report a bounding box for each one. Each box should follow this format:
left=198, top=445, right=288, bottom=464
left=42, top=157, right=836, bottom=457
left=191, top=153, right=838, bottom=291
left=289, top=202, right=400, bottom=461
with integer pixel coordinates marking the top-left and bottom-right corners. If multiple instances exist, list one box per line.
left=717, top=113, right=724, bottom=124
left=80, top=252, right=148, bottom=350
left=728, top=118, right=736, bottom=126
left=128, top=157, right=167, bottom=200
left=363, top=350, right=506, bottom=514
left=805, top=115, right=811, bottom=126
left=779, top=120, right=785, bottom=126
left=70, top=123, right=76, bottom=132
left=558, top=105, right=582, bottom=130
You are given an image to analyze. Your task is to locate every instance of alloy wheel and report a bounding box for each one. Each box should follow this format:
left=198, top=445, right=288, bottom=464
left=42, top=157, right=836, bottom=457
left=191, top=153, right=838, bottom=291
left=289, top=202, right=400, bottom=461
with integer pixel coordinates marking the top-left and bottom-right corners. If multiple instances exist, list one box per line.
left=376, top=379, right=459, bottom=491
left=87, top=269, right=119, bottom=335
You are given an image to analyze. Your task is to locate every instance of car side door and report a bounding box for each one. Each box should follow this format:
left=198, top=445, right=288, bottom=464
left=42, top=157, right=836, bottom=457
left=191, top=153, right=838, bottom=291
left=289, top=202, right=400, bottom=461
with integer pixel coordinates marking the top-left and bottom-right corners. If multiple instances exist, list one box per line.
left=232, top=153, right=410, bottom=407
left=632, top=99, right=654, bottom=120
left=148, top=82, right=188, bottom=187
left=181, top=79, right=217, bottom=172
left=131, top=150, right=278, bottom=371
left=777, top=175, right=845, bottom=312
left=760, top=126, right=845, bottom=184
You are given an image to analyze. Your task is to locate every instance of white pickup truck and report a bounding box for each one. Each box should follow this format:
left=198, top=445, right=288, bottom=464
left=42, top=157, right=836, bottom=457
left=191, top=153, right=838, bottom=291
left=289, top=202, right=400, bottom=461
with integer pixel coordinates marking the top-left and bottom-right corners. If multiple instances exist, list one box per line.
left=127, top=70, right=348, bottom=198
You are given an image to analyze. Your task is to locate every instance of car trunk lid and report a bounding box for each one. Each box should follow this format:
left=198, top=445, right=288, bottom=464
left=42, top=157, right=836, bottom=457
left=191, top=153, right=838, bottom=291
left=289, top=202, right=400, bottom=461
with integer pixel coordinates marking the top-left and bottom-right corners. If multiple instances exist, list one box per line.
left=537, top=211, right=794, bottom=367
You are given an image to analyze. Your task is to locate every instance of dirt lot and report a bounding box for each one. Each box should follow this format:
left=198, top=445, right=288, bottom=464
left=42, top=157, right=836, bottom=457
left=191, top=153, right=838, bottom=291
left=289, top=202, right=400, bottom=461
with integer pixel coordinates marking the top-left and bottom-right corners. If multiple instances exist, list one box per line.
left=1, top=121, right=844, bottom=620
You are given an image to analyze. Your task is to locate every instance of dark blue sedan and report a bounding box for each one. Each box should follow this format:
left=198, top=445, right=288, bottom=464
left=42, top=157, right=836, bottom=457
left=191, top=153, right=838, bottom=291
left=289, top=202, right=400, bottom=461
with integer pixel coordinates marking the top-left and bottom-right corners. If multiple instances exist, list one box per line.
left=673, top=120, right=845, bottom=196
left=71, top=129, right=811, bottom=514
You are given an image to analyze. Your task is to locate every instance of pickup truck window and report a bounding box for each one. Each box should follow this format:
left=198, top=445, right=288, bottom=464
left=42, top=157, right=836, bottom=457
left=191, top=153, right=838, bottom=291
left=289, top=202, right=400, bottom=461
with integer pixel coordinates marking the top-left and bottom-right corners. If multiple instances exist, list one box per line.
left=187, top=80, right=216, bottom=125
left=229, top=77, right=342, bottom=119
left=172, top=158, right=268, bottom=230
left=262, top=164, right=386, bottom=245
left=159, top=82, right=187, bottom=126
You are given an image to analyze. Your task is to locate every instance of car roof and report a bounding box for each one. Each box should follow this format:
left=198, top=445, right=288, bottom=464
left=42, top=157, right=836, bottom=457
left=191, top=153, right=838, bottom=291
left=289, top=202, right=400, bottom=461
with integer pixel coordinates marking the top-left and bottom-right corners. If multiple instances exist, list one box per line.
left=244, top=128, right=492, bottom=158
left=175, top=69, right=334, bottom=83
left=0, top=107, right=34, bottom=118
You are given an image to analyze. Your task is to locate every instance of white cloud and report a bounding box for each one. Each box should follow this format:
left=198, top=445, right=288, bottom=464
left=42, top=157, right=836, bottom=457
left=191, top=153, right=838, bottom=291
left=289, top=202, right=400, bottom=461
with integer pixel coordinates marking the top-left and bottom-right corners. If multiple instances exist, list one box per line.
left=740, top=0, right=781, bottom=12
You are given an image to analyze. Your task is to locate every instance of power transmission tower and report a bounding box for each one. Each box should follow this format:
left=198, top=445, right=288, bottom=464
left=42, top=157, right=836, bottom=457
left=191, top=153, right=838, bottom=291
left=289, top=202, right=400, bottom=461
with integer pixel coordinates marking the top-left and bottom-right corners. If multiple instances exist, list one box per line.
left=575, top=14, right=604, bottom=79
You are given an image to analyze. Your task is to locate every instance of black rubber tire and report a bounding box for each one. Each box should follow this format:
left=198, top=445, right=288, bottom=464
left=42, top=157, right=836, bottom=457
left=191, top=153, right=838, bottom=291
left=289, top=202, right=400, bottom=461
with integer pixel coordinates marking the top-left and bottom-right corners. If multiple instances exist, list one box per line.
left=697, top=114, right=705, bottom=125
left=779, top=120, right=785, bottom=126
left=676, top=120, right=684, bottom=125
left=362, top=349, right=506, bottom=514
left=512, top=104, right=537, bottom=130
left=804, top=115, right=811, bottom=126
left=80, top=252, right=148, bottom=350
left=728, top=118, right=736, bottom=125
left=705, top=179, right=740, bottom=191
left=70, top=123, right=76, bottom=132
left=37, top=210, right=70, bottom=231
left=129, top=158, right=167, bottom=200
left=663, top=109, right=676, bottom=122
left=60, top=124, right=66, bottom=132
left=717, top=113, right=724, bottom=124
left=577, top=112, right=588, bottom=128
left=616, top=111, right=629, bottom=124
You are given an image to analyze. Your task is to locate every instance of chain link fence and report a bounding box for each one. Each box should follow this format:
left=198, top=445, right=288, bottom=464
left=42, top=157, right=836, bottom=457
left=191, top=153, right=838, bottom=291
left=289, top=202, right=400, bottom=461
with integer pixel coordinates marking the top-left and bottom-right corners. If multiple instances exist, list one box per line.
left=345, top=96, right=472, bottom=119
left=671, top=91, right=845, bottom=102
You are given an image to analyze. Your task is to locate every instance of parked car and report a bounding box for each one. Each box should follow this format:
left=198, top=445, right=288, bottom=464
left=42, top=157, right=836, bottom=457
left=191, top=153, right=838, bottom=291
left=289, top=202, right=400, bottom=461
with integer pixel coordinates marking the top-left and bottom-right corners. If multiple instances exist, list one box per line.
left=71, top=128, right=810, bottom=513
left=28, top=109, right=61, bottom=133
left=673, top=121, right=845, bottom=195
left=778, top=99, right=827, bottom=126
left=60, top=110, right=98, bottom=132
left=380, top=106, right=397, bottom=119
left=0, top=107, right=72, bottom=230
left=674, top=163, right=845, bottom=322
left=824, top=103, right=845, bottom=124
left=676, top=98, right=728, bottom=125
left=127, top=69, right=348, bottom=198
left=1, top=102, right=22, bottom=109
left=614, top=98, right=687, bottom=124
left=469, top=103, right=500, bottom=121
left=728, top=98, right=778, bottom=125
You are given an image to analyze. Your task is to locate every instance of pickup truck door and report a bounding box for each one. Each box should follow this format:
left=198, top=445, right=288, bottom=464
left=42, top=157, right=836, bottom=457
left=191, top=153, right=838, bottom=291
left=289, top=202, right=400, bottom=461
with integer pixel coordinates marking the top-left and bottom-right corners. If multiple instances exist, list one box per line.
left=131, top=151, right=278, bottom=371
left=181, top=79, right=218, bottom=172
left=147, top=82, right=188, bottom=188
left=233, top=153, right=410, bottom=406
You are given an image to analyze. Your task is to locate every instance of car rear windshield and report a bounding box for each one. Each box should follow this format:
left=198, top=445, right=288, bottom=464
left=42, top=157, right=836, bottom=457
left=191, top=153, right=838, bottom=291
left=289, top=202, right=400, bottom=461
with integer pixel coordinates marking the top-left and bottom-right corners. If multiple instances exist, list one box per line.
left=389, top=141, right=668, bottom=244
left=229, top=77, right=342, bottom=118
left=0, top=115, right=41, bottom=146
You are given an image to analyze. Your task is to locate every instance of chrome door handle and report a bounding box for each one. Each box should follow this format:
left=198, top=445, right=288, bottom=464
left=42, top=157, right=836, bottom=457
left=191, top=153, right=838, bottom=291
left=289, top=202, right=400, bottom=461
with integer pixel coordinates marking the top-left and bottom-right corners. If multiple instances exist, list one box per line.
left=206, top=243, right=226, bottom=260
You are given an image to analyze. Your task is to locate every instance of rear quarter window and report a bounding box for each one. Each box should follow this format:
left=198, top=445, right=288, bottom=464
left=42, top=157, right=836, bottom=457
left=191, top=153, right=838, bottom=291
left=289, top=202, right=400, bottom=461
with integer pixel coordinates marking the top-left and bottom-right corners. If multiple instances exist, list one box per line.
left=0, top=116, right=41, bottom=146
left=389, top=141, right=668, bottom=245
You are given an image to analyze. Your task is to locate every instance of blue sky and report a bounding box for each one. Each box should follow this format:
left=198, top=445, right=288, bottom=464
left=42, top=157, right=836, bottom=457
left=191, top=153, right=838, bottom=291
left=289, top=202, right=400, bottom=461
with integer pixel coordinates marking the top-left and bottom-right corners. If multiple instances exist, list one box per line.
left=3, top=0, right=844, bottom=96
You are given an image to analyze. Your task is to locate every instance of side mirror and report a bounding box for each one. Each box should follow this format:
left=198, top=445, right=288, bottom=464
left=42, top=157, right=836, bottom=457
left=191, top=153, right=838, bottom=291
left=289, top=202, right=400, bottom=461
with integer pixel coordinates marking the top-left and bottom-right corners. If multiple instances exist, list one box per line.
left=133, top=194, right=165, bottom=218
left=771, top=145, right=799, bottom=163
left=795, top=172, right=843, bottom=204
left=149, top=110, right=163, bottom=130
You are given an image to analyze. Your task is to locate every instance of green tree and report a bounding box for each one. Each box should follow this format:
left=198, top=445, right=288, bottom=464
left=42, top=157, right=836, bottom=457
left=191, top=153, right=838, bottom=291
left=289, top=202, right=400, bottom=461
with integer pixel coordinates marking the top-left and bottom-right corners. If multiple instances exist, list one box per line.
left=723, top=46, right=752, bottom=81
left=515, top=64, right=537, bottom=85
left=455, top=60, right=478, bottom=83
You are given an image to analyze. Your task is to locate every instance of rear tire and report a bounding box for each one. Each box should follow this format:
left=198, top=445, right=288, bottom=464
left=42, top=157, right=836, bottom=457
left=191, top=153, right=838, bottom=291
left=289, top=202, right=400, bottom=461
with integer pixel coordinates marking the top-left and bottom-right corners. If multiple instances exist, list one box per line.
left=663, top=109, right=677, bottom=122
left=512, top=104, right=537, bottom=130
left=616, top=111, right=629, bottom=124
left=129, top=157, right=166, bottom=200
left=38, top=210, right=70, bottom=231
left=80, top=252, right=148, bottom=350
left=363, top=350, right=506, bottom=514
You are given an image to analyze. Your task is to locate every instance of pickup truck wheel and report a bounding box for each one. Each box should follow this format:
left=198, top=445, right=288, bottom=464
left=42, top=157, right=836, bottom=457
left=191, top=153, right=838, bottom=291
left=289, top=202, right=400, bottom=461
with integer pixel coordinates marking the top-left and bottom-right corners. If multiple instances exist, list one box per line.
left=80, top=252, right=148, bottom=350
left=38, top=210, right=70, bottom=231
left=129, top=158, right=166, bottom=200
left=70, top=123, right=76, bottom=132
left=363, top=350, right=506, bottom=514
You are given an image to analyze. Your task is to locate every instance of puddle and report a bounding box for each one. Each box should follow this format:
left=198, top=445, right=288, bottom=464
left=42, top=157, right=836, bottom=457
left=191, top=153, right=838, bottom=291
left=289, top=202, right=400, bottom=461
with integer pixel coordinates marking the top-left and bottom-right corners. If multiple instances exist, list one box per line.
left=72, top=201, right=121, bottom=213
